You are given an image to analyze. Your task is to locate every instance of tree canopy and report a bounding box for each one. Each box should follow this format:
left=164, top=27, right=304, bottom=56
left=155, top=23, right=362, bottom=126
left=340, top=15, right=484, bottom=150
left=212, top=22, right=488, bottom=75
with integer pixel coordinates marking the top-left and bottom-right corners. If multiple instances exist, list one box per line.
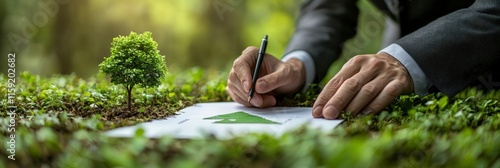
left=99, top=31, right=167, bottom=111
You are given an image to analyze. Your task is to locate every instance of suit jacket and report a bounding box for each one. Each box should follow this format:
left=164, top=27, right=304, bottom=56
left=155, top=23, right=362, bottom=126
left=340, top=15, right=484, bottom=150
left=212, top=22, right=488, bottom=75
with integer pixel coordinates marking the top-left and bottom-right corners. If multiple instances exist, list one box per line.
left=285, top=0, right=500, bottom=96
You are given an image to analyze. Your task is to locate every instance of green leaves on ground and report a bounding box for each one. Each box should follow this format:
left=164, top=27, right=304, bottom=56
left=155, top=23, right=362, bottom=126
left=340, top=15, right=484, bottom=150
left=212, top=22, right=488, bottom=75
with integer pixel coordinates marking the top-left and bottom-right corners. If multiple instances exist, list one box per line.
left=0, top=69, right=499, bottom=167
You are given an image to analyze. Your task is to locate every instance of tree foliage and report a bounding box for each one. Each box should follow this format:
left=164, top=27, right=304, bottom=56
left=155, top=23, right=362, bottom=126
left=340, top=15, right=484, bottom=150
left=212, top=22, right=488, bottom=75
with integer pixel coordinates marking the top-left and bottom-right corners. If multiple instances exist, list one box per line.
left=99, top=31, right=167, bottom=111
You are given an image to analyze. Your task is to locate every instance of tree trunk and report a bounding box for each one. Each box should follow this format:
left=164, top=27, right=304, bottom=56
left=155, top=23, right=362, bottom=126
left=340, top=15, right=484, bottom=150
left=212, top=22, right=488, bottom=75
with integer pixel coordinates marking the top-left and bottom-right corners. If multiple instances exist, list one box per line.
left=126, top=85, right=134, bottom=112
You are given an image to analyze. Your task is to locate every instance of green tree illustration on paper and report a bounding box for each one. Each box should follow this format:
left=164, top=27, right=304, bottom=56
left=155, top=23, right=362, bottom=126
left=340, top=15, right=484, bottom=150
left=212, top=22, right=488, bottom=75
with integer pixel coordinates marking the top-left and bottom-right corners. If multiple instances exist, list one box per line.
left=204, top=111, right=280, bottom=124
left=99, top=31, right=167, bottom=112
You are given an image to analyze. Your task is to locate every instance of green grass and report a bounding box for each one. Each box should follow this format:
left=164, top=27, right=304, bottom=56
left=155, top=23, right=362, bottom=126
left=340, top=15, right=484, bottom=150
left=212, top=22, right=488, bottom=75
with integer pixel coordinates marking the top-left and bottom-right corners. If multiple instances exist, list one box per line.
left=1, top=68, right=500, bottom=167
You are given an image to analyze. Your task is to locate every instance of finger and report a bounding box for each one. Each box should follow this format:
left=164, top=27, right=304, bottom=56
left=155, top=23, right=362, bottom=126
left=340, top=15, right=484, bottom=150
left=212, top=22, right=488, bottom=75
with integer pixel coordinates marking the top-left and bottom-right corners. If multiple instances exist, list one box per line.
left=322, top=74, right=372, bottom=119
left=233, top=47, right=259, bottom=92
left=228, top=79, right=276, bottom=108
left=242, top=46, right=259, bottom=55
left=344, top=75, right=389, bottom=116
left=311, top=78, right=346, bottom=118
left=312, top=56, right=366, bottom=118
left=226, top=85, right=253, bottom=107
left=361, top=80, right=404, bottom=115
left=228, top=70, right=248, bottom=96
left=321, top=68, right=377, bottom=119
left=227, top=79, right=254, bottom=104
left=250, top=94, right=277, bottom=108
left=254, top=64, right=289, bottom=94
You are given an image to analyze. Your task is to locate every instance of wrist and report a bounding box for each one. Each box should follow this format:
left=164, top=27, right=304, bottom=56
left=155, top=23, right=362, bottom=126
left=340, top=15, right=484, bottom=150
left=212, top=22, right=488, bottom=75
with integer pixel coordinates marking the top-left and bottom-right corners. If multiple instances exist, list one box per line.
left=379, top=52, right=415, bottom=93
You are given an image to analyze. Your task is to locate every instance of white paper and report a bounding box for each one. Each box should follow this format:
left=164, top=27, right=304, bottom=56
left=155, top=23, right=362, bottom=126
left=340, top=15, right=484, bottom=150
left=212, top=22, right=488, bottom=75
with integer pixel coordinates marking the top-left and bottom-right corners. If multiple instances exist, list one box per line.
left=106, top=102, right=343, bottom=139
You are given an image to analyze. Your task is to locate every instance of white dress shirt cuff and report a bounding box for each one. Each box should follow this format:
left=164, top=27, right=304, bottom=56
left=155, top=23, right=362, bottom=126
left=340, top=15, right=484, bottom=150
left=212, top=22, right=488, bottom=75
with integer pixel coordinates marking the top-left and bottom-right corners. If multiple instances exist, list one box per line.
left=379, top=44, right=431, bottom=96
left=282, top=51, right=316, bottom=93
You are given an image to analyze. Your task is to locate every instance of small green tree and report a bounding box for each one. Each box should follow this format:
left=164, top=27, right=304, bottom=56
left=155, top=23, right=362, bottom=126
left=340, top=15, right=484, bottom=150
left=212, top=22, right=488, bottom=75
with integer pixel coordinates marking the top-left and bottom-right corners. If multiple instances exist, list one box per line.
left=99, top=31, right=167, bottom=111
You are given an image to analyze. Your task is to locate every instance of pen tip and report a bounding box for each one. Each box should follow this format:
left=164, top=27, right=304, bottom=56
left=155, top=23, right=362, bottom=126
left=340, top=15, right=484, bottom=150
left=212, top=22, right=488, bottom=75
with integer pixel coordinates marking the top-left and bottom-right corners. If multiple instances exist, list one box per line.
left=264, top=34, right=268, bottom=39
left=247, top=96, right=252, bottom=103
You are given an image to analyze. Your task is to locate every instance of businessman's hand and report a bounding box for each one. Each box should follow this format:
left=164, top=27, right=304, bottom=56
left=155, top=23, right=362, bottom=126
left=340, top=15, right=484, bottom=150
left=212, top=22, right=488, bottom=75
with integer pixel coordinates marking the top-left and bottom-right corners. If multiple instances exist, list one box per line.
left=227, top=46, right=305, bottom=107
left=312, top=53, right=413, bottom=119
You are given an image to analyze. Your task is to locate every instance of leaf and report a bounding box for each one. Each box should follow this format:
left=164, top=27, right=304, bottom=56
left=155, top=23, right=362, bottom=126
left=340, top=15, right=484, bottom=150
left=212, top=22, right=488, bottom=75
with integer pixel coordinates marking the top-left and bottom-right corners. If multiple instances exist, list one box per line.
left=134, top=127, right=146, bottom=137
left=138, top=107, right=146, bottom=113
left=438, top=96, right=449, bottom=110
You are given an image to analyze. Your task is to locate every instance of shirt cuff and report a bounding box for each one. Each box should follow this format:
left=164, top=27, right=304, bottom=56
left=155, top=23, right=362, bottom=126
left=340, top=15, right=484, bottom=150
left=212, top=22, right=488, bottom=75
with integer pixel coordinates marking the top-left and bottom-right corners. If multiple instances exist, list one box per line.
left=379, top=44, right=431, bottom=96
left=282, top=50, right=316, bottom=93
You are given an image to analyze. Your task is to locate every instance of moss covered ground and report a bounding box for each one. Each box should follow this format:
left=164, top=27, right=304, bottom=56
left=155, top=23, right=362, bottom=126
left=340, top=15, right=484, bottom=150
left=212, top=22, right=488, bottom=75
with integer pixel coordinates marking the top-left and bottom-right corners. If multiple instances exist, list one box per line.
left=1, top=68, right=500, bottom=168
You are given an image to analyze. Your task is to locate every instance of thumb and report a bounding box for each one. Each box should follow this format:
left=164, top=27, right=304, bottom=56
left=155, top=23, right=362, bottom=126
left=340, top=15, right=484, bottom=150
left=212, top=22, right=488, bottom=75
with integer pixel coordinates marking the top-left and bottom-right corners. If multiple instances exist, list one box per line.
left=255, top=65, right=291, bottom=94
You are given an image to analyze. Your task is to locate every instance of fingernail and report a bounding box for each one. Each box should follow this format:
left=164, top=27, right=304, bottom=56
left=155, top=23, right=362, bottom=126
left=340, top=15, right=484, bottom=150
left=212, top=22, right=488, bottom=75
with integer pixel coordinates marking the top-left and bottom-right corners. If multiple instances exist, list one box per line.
left=362, top=109, right=372, bottom=116
left=323, top=105, right=338, bottom=120
left=257, top=80, right=268, bottom=90
left=243, top=80, right=249, bottom=92
left=250, top=96, right=262, bottom=107
left=312, top=106, right=323, bottom=117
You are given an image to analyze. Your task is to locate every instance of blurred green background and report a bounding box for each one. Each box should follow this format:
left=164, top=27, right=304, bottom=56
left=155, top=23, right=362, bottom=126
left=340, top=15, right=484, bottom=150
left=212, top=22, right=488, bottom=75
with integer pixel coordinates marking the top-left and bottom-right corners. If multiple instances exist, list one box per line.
left=0, top=0, right=385, bottom=81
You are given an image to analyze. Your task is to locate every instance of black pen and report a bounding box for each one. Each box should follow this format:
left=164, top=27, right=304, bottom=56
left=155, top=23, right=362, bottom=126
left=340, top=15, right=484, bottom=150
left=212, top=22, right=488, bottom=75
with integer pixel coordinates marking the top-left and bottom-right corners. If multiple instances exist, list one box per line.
left=248, top=35, right=268, bottom=103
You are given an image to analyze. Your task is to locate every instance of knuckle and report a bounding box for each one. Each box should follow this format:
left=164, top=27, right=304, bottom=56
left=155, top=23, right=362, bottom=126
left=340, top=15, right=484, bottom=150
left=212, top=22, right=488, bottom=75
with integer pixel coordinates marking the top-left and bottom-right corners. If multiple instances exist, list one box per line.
left=322, top=78, right=342, bottom=95
left=280, top=65, right=292, bottom=78
left=397, top=70, right=410, bottom=79
left=243, top=46, right=258, bottom=53
left=331, top=96, right=345, bottom=107
left=315, top=94, right=331, bottom=105
left=229, top=70, right=236, bottom=79
left=345, top=78, right=360, bottom=87
left=350, top=55, right=366, bottom=65
left=319, top=79, right=341, bottom=96
left=343, top=78, right=361, bottom=93
left=361, top=84, right=377, bottom=97
left=233, top=58, right=244, bottom=67
left=386, top=70, right=398, bottom=77
left=328, top=78, right=342, bottom=88
left=231, top=61, right=250, bottom=79
left=385, top=84, right=400, bottom=97
left=367, top=58, right=384, bottom=69
left=228, top=72, right=238, bottom=83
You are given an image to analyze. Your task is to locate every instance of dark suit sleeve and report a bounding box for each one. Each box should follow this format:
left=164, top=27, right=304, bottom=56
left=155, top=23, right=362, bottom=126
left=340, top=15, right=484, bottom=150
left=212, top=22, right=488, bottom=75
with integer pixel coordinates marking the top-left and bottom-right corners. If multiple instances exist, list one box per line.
left=395, top=0, right=500, bottom=96
left=285, top=0, right=359, bottom=83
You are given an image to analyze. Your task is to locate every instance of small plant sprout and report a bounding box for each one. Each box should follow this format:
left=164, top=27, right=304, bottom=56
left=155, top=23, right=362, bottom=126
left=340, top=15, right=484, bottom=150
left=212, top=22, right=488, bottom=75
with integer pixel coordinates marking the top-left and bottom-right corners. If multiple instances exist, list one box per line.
left=99, top=31, right=167, bottom=111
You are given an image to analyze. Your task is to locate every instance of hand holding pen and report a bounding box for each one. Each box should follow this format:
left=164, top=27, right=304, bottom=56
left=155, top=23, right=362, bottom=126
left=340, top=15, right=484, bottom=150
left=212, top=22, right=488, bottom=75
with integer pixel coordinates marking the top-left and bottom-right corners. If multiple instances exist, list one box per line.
left=226, top=35, right=306, bottom=108
left=247, top=35, right=268, bottom=103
